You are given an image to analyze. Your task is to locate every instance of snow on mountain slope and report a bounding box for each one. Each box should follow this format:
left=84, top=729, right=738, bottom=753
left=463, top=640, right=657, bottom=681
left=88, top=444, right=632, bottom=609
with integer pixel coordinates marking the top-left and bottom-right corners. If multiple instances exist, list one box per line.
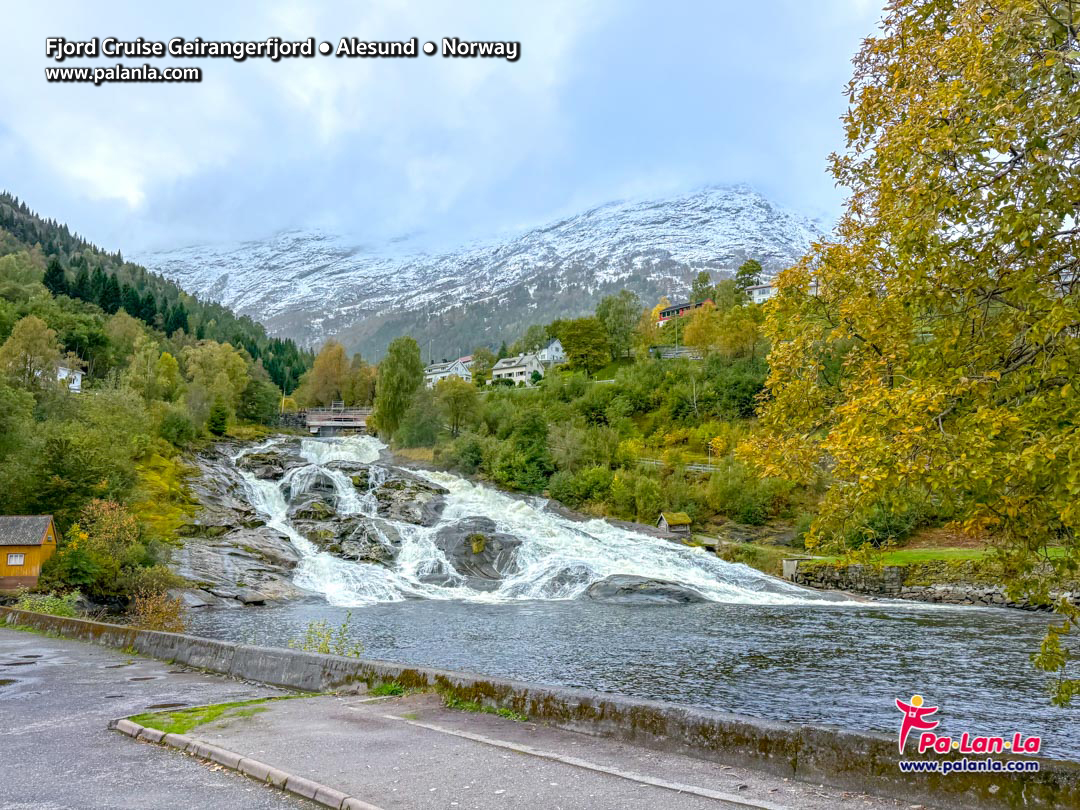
left=136, top=185, right=824, bottom=357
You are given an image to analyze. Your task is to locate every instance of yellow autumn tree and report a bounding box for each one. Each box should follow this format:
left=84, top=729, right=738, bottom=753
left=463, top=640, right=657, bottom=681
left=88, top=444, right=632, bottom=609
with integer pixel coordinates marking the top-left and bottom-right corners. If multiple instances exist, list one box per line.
left=742, top=0, right=1080, bottom=701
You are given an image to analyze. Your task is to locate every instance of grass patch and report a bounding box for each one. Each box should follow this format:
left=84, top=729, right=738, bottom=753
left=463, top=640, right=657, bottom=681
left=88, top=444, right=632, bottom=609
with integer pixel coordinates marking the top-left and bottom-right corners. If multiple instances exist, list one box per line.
left=442, top=693, right=528, bottom=723
left=713, top=541, right=791, bottom=577
left=129, top=697, right=279, bottom=735
left=590, top=357, right=634, bottom=381
left=368, top=681, right=407, bottom=697
left=393, top=446, right=435, bottom=463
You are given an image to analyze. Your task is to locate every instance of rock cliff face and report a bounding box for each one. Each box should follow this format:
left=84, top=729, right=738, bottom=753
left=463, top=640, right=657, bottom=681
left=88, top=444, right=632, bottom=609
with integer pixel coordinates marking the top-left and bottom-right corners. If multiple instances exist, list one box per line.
left=173, top=444, right=312, bottom=608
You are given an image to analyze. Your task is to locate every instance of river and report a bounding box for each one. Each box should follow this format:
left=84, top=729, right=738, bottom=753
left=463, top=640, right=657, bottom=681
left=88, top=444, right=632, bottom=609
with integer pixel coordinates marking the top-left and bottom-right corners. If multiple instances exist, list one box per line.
left=187, top=435, right=1080, bottom=760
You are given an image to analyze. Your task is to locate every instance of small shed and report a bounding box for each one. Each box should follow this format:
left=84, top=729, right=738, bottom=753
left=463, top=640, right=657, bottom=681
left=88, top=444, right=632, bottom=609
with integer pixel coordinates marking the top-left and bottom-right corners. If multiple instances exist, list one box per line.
left=657, top=512, right=692, bottom=535
left=0, top=516, right=59, bottom=592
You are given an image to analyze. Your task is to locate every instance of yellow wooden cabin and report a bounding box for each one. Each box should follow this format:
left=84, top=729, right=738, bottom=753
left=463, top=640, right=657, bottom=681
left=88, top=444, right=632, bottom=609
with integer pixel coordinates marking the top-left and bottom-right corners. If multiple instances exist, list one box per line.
left=0, top=516, right=59, bottom=592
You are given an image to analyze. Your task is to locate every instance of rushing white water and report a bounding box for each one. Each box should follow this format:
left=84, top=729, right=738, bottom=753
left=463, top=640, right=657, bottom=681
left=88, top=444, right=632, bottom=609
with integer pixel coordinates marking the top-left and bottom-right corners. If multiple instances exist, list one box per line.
left=232, top=435, right=853, bottom=607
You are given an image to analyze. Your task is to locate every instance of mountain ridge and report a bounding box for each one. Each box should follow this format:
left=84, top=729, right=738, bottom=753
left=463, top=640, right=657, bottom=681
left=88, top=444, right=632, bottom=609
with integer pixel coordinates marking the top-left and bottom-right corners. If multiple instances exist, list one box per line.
left=137, top=185, right=825, bottom=358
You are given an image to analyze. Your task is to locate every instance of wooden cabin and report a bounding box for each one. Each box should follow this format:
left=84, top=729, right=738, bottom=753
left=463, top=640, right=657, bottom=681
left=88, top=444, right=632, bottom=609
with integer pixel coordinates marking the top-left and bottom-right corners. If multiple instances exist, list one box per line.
left=657, top=512, right=692, bottom=536
left=0, top=516, right=59, bottom=592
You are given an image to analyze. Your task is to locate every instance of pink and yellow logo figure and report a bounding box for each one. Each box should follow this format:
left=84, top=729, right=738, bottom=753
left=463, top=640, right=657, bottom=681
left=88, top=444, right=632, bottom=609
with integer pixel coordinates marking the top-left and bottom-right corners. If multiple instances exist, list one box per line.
left=896, top=694, right=940, bottom=754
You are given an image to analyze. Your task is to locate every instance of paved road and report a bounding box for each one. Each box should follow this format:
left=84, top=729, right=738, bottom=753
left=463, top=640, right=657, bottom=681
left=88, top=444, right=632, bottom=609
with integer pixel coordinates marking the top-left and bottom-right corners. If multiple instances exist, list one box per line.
left=0, top=627, right=313, bottom=810
left=190, top=692, right=915, bottom=810
left=0, top=626, right=919, bottom=810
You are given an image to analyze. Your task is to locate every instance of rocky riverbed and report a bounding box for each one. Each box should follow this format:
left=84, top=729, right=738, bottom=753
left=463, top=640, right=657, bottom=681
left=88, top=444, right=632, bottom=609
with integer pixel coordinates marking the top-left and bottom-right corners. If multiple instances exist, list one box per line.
left=169, top=435, right=840, bottom=609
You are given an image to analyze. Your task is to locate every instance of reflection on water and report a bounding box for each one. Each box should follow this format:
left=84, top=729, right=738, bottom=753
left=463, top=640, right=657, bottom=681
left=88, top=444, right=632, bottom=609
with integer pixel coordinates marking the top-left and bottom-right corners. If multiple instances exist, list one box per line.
left=188, top=598, right=1080, bottom=761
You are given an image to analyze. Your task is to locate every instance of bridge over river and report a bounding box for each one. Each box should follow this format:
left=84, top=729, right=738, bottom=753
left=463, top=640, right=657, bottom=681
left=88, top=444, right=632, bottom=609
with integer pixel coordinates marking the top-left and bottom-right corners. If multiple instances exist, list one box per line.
left=299, top=403, right=372, bottom=436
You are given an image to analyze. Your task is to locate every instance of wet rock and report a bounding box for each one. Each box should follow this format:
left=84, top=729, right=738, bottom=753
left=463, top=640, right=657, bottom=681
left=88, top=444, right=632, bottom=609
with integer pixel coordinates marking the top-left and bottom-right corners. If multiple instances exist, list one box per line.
left=374, top=472, right=447, bottom=526
left=171, top=524, right=311, bottom=607
left=431, top=517, right=522, bottom=590
left=584, top=575, right=707, bottom=604
left=182, top=447, right=266, bottom=536
left=297, top=516, right=401, bottom=565
left=237, top=449, right=306, bottom=480
left=289, top=497, right=337, bottom=521
left=283, top=470, right=339, bottom=501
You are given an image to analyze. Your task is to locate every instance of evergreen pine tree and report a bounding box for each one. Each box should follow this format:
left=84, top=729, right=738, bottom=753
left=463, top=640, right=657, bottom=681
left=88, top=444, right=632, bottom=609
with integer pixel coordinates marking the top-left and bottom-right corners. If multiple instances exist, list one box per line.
left=140, top=291, right=158, bottom=324
left=120, top=283, right=141, bottom=315
left=42, top=258, right=68, bottom=297
left=72, top=266, right=91, bottom=300
left=90, top=267, right=106, bottom=303
left=100, top=275, right=121, bottom=313
left=207, top=395, right=229, bottom=436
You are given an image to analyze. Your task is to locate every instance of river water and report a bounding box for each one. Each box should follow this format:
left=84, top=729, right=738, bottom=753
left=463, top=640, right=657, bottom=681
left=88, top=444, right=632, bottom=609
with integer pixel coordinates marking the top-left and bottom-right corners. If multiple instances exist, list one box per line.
left=187, top=436, right=1080, bottom=760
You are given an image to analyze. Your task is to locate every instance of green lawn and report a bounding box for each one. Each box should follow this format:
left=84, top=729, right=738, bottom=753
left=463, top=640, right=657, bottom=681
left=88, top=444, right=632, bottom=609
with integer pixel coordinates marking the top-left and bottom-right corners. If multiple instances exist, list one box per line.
left=590, top=357, right=634, bottom=380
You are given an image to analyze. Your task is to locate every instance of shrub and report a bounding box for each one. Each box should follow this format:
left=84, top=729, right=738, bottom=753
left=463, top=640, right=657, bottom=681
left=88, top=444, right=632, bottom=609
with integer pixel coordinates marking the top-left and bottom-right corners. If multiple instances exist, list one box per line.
left=129, top=590, right=186, bottom=633
left=289, top=612, right=364, bottom=658
left=14, top=590, right=81, bottom=617
left=157, top=405, right=197, bottom=446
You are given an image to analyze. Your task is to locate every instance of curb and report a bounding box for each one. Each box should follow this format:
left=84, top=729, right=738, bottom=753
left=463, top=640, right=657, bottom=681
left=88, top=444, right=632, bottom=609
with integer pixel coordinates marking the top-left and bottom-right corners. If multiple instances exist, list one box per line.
left=109, top=717, right=383, bottom=810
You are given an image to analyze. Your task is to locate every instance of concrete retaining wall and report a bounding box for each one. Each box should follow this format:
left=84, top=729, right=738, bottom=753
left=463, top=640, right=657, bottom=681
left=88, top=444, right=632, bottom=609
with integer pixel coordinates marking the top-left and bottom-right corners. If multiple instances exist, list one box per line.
left=4, top=606, right=1079, bottom=810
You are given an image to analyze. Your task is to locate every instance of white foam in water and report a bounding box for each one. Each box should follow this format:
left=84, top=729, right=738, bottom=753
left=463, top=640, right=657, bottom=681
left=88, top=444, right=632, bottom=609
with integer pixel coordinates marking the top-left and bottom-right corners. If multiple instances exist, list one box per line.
left=232, top=436, right=855, bottom=607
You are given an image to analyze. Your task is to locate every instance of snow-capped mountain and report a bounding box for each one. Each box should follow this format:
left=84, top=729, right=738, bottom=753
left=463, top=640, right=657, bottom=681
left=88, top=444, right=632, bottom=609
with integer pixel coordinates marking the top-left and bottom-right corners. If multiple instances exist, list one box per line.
left=137, top=185, right=824, bottom=358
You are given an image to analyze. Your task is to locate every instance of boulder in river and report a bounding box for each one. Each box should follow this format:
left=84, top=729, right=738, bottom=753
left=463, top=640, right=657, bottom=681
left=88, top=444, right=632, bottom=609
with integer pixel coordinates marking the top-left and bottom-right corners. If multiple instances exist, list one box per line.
left=237, top=446, right=306, bottom=480
left=374, top=472, right=448, bottom=526
left=584, top=575, right=707, bottom=605
left=431, top=517, right=521, bottom=590
left=296, top=515, right=401, bottom=566
left=289, top=496, right=337, bottom=522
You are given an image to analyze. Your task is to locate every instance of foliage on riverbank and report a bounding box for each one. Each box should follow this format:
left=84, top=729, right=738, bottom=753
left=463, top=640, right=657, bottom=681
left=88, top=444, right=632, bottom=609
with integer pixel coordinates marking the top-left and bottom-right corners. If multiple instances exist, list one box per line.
left=0, top=197, right=309, bottom=609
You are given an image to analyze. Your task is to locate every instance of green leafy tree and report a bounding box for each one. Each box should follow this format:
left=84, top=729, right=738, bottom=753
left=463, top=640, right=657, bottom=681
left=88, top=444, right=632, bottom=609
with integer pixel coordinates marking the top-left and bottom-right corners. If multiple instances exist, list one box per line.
left=395, top=387, right=443, bottom=447
left=0, top=315, right=62, bottom=389
left=470, top=347, right=496, bottom=384
left=560, top=317, right=610, bottom=374
left=436, top=376, right=478, bottom=436
left=372, top=336, right=424, bottom=438
left=207, top=395, right=229, bottom=436
left=690, top=271, right=714, bottom=303
left=595, top=290, right=641, bottom=359
left=734, top=259, right=763, bottom=293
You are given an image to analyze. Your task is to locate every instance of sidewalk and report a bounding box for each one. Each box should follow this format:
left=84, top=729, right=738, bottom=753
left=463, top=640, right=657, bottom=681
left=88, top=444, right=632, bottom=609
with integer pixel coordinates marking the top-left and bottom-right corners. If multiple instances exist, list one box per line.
left=163, top=690, right=917, bottom=810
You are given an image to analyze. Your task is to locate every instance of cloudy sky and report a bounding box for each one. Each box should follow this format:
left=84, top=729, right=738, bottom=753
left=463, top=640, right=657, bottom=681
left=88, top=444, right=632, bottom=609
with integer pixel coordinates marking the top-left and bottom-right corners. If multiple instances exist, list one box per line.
left=1, top=1, right=881, bottom=254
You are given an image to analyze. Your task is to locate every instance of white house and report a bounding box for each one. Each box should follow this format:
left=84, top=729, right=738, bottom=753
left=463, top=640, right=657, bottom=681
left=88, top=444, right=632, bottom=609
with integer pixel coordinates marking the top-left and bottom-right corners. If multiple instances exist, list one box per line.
left=423, top=359, right=473, bottom=388
left=57, top=365, right=84, bottom=393
left=745, top=283, right=775, bottom=305
left=745, top=278, right=818, bottom=305
left=536, top=339, right=566, bottom=366
left=491, top=353, right=545, bottom=385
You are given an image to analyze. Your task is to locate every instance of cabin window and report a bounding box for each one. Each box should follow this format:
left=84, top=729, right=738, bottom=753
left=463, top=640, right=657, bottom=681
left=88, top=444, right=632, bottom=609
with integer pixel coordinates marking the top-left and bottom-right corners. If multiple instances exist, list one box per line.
left=7, top=553, right=25, bottom=566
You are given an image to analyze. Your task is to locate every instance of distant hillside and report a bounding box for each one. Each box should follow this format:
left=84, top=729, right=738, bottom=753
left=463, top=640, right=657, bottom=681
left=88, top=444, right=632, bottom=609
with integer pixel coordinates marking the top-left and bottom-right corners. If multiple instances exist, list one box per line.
left=0, top=192, right=311, bottom=391
left=138, top=185, right=824, bottom=359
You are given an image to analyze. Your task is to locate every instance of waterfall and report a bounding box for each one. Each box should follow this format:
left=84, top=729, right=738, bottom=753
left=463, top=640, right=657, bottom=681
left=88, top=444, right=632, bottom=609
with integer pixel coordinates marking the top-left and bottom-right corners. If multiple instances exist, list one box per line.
left=232, top=436, right=853, bottom=608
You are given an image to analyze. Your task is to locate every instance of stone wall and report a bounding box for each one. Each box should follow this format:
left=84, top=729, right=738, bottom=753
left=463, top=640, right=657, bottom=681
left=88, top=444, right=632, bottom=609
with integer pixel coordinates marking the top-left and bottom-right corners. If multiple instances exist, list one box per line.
left=784, top=559, right=1079, bottom=610
left=4, top=606, right=1080, bottom=810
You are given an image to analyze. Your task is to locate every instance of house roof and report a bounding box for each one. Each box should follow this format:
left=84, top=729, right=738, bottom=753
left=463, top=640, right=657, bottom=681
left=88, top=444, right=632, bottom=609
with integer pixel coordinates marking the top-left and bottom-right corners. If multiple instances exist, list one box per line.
left=0, top=516, right=55, bottom=546
left=425, top=360, right=469, bottom=375
left=492, top=353, right=538, bottom=370
left=659, top=511, right=692, bottom=526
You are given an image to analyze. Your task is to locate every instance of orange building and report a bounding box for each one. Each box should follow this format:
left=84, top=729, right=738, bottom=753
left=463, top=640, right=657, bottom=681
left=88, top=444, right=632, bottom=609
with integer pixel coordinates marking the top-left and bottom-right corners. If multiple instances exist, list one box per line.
left=0, top=516, right=59, bottom=592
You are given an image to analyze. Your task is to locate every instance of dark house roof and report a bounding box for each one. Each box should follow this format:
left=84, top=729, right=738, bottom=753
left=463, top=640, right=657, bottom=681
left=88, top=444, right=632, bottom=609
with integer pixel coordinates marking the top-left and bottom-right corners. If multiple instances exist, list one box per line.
left=659, top=300, right=709, bottom=318
left=0, top=516, right=55, bottom=547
